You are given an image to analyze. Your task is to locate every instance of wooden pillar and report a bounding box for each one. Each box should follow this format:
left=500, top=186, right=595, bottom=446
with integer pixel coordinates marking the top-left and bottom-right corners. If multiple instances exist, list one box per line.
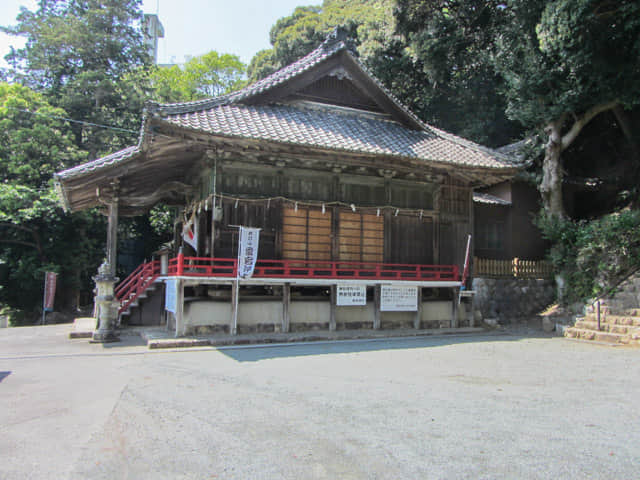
left=210, top=201, right=216, bottom=259
left=414, top=287, right=423, bottom=329
left=451, top=287, right=459, bottom=328
left=106, top=198, right=118, bottom=276
left=175, top=279, right=184, bottom=337
left=329, top=285, right=336, bottom=331
left=373, top=285, right=381, bottom=330
left=282, top=283, right=290, bottom=333
left=230, top=280, right=239, bottom=335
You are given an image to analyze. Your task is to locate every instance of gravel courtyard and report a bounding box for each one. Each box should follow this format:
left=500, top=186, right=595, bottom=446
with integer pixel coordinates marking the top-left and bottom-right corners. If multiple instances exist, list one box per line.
left=1, top=325, right=638, bottom=479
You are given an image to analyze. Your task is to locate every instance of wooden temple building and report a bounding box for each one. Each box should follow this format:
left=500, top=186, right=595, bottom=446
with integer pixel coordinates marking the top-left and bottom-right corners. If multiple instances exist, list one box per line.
left=55, top=30, right=517, bottom=339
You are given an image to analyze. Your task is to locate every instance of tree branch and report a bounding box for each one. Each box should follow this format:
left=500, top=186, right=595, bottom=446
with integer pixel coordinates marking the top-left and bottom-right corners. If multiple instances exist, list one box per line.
left=0, top=239, right=38, bottom=249
left=561, top=101, right=619, bottom=150
left=0, top=222, right=36, bottom=234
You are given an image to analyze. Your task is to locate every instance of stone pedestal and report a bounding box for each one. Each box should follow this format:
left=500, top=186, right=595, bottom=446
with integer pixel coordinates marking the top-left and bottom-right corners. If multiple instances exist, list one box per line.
left=91, top=261, right=120, bottom=343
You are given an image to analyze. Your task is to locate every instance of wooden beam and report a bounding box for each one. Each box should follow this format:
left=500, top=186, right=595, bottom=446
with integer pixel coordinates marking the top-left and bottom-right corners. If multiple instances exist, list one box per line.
left=230, top=280, right=239, bottom=335
left=106, top=195, right=118, bottom=276
left=414, top=287, right=423, bottom=329
left=373, top=285, right=381, bottom=330
left=329, top=285, right=336, bottom=331
left=175, top=279, right=184, bottom=337
left=282, top=283, right=291, bottom=333
left=451, top=287, right=459, bottom=328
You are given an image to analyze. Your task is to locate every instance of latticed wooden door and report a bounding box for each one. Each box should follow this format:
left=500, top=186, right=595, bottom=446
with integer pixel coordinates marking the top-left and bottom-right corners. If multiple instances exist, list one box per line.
left=282, top=206, right=332, bottom=261
left=338, top=210, right=383, bottom=263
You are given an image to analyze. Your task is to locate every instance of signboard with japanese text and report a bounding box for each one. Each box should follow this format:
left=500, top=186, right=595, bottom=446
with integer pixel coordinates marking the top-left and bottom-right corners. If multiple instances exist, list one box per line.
left=43, top=272, right=57, bottom=312
left=380, top=285, right=418, bottom=311
left=238, top=227, right=260, bottom=279
left=165, top=278, right=178, bottom=313
left=336, top=285, right=367, bottom=306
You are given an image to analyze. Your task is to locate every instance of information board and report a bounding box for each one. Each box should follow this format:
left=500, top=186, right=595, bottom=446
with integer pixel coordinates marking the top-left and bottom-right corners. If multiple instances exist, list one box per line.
left=165, top=278, right=178, bottom=313
left=336, top=285, right=367, bottom=306
left=380, top=285, right=418, bottom=311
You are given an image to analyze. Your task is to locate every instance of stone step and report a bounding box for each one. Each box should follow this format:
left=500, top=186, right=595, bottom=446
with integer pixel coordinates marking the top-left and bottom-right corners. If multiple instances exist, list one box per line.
left=564, top=327, right=638, bottom=345
left=598, top=307, right=640, bottom=317
left=573, top=320, right=636, bottom=335
left=582, top=313, right=640, bottom=326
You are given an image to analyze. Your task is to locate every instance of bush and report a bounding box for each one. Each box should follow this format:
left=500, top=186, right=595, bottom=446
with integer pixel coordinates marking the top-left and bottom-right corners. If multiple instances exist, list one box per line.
left=537, top=210, right=640, bottom=303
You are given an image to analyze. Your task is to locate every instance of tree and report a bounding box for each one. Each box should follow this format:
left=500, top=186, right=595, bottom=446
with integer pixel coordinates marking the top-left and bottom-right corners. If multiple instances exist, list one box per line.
left=492, top=0, right=640, bottom=217
left=393, top=1, right=523, bottom=146
left=152, top=51, right=246, bottom=103
left=247, top=1, right=395, bottom=84
left=0, top=83, right=104, bottom=313
left=1, top=0, right=151, bottom=158
left=0, top=1, right=153, bottom=315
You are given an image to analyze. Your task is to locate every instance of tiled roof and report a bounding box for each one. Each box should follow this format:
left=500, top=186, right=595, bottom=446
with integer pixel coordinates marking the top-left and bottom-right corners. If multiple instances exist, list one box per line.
left=162, top=103, right=513, bottom=170
left=56, top=30, right=516, bottom=183
left=56, top=145, right=141, bottom=180
left=473, top=192, right=512, bottom=206
left=156, top=31, right=349, bottom=116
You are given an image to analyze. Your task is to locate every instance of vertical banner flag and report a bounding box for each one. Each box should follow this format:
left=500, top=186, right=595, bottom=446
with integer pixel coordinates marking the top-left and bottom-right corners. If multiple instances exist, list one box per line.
left=237, top=227, right=260, bottom=279
left=43, top=272, right=57, bottom=312
left=182, top=211, right=198, bottom=252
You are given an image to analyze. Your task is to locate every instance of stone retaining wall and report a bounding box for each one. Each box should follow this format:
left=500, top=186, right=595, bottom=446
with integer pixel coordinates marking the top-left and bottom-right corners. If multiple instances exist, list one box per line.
left=597, top=271, right=640, bottom=313
left=472, top=277, right=555, bottom=324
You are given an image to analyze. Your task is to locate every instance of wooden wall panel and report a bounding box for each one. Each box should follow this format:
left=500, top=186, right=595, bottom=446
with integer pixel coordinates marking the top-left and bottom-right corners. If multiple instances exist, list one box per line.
left=338, top=210, right=383, bottom=263
left=388, top=215, right=434, bottom=264
left=282, top=206, right=332, bottom=261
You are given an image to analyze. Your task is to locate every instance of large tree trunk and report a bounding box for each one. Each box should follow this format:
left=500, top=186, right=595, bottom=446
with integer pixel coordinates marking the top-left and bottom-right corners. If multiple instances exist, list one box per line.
left=539, top=102, right=619, bottom=218
left=541, top=119, right=566, bottom=218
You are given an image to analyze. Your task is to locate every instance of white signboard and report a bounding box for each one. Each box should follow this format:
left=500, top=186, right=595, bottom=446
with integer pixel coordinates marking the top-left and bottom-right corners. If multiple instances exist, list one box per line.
left=238, top=227, right=260, bottom=279
left=336, top=285, right=367, bottom=306
left=380, top=285, right=418, bottom=311
left=165, top=278, right=178, bottom=313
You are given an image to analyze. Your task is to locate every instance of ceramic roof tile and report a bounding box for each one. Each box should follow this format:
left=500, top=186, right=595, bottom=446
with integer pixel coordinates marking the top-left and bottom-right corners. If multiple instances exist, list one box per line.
left=162, top=103, right=512, bottom=170
left=56, top=145, right=140, bottom=180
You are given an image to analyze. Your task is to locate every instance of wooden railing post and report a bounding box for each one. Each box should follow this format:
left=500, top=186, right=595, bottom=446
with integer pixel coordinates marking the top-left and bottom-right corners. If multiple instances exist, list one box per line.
left=176, top=248, right=184, bottom=276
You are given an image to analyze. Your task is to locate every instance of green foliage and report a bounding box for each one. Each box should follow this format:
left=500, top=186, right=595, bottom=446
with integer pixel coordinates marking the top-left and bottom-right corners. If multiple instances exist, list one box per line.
left=248, top=0, right=522, bottom=146
left=394, top=0, right=524, bottom=146
left=538, top=210, right=640, bottom=303
left=247, top=0, right=395, bottom=84
left=151, top=51, right=246, bottom=103
left=0, top=83, right=106, bottom=312
left=2, top=0, right=152, bottom=157
left=494, top=0, right=640, bottom=127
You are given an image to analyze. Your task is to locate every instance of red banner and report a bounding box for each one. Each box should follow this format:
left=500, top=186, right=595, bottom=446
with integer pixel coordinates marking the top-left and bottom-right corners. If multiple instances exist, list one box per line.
left=43, top=272, right=57, bottom=311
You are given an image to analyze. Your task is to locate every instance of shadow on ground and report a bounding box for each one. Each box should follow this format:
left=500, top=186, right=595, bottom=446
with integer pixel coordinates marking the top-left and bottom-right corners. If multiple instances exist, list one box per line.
left=217, top=330, right=555, bottom=363
left=100, top=333, right=148, bottom=349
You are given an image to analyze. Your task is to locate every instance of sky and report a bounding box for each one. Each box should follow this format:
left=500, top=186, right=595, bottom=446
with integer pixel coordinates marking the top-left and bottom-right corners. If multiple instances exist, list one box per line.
left=0, top=0, right=308, bottom=68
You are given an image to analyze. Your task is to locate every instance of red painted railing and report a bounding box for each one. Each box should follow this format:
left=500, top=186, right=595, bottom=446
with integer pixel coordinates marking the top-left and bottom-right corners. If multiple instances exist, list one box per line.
left=115, top=259, right=161, bottom=314
left=168, top=256, right=459, bottom=282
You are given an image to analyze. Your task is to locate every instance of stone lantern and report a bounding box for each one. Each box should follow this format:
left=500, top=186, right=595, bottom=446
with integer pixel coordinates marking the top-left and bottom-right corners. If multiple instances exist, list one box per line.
left=91, top=260, right=120, bottom=343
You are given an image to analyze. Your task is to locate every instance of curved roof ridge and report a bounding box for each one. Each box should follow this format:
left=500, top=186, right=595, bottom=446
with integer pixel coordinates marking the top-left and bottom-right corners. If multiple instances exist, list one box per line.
left=154, top=33, right=349, bottom=116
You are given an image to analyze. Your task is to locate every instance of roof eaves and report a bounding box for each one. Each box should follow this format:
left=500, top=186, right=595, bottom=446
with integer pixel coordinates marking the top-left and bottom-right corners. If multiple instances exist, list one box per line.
left=473, top=192, right=512, bottom=206
left=54, top=145, right=141, bottom=181
left=155, top=117, right=518, bottom=173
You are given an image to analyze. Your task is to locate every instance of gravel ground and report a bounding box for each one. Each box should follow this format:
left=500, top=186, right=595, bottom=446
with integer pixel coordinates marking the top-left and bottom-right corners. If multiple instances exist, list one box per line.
left=0, top=324, right=638, bottom=479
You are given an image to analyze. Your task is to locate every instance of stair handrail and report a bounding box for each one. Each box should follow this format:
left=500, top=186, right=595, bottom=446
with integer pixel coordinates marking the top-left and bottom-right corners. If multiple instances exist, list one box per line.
left=116, top=260, right=161, bottom=315
left=115, top=262, right=147, bottom=299
left=589, top=264, right=640, bottom=331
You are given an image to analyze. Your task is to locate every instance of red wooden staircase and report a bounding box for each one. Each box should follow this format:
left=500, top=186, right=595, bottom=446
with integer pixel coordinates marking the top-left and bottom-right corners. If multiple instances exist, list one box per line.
left=115, top=260, right=161, bottom=318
